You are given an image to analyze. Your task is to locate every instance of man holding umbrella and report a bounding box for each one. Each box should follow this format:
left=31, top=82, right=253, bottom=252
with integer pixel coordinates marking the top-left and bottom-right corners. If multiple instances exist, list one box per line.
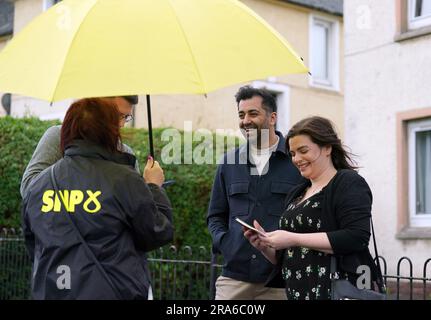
left=207, top=86, right=302, bottom=300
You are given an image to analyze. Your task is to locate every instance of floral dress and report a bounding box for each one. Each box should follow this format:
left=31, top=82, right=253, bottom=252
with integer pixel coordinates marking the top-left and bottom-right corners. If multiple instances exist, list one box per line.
left=280, top=190, right=332, bottom=300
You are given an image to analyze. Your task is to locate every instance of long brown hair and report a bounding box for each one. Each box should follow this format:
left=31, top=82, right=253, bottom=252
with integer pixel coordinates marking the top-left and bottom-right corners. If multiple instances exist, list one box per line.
left=61, top=98, right=121, bottom=154
left=286, top=116, right=357, bottom=170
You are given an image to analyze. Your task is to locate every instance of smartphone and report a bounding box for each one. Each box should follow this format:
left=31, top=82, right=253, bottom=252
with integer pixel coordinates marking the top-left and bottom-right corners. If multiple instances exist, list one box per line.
left=235, top=217, right=266, bottom=236
left=162, top=180, right=175, bottom=188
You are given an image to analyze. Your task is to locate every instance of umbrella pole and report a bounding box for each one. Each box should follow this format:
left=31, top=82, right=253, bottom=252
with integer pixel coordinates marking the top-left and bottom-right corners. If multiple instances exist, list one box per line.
left=146, top=94, right=155, bottom=158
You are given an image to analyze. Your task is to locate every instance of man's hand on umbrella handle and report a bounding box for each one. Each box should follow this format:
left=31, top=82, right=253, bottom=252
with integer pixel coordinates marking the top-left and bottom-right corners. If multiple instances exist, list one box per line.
left=144, top=156, right=165, bottom=187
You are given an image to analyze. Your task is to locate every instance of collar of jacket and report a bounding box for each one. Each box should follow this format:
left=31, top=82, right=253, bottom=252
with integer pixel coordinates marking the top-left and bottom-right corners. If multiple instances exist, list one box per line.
left=64, top=139, right=137, bottom=168
left=238, top=131, right=288, bottom=164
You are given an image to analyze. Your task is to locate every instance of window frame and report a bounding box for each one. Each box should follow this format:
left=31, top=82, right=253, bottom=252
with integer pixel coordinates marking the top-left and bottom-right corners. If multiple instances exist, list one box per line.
left=309, top=15, right=340, bottom=92
left=396, top=108, right=431, bottom=239
left=408, top=0, right=431, bottom=30
left=407, top=117, right=431, bottom=227
left=395, top=0, right=431, bottom=42
left=251, top=80, right=290, bottom=136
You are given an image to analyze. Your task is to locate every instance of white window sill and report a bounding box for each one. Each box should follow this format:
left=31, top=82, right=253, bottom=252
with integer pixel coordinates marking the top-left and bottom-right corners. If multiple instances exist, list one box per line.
left=396, top=227, right=431, bottom=240
left=309, top=82, right=340, bottom=94
left=395, top=25, right=431, bottom=42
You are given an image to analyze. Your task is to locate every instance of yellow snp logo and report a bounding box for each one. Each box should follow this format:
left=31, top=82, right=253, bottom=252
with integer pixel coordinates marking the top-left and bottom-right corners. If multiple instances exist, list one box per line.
left=41, top=190, right=102, bottom=214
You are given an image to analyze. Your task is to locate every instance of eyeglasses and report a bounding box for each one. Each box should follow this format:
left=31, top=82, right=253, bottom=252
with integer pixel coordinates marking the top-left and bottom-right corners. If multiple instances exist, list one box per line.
left=119, top=113, right=134, bottom=123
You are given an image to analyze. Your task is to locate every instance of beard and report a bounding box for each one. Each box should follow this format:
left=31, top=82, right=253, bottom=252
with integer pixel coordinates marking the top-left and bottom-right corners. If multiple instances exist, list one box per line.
left=241, top=122, right=271, bottom=149
left=241, top=125, right=258, bottom=141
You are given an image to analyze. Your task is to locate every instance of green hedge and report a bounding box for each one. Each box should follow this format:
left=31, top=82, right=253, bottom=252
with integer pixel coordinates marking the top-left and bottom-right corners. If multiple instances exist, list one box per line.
left=0, top=117, right=60, bottom=229
left=0, top=116, right=240, bottom=248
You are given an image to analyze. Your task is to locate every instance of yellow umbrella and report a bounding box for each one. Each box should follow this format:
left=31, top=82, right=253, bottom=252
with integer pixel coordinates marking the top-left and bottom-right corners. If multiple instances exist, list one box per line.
left=0, top=0, right=308, bottom=154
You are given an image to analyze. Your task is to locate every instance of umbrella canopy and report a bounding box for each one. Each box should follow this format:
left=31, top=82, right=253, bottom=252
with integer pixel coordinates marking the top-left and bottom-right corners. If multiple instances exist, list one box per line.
left=0, top=0, right=307, bottom=102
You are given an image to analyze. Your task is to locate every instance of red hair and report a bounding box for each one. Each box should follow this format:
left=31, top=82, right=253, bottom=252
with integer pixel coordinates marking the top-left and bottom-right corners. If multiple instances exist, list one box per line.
left=61, top=98, right=121, bottom=154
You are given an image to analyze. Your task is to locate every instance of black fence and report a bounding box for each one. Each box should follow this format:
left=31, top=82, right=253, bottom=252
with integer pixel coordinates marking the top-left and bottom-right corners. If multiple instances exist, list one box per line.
left=0, top=229, right=30, bottom=300
left=1, top=228, right=430, bottom=300
left=149, top=245, right=223, bottom=300
left=0, top=228, right=222, bottom=300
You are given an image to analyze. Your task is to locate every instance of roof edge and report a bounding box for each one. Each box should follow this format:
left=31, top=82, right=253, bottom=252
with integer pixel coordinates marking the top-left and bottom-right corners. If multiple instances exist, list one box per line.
left=279, top=0, right=343, bottom=17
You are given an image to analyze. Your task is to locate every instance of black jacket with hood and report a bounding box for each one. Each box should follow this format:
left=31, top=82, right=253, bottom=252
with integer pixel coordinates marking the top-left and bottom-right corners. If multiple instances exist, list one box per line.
left=22, top=140, right=173, bottom=299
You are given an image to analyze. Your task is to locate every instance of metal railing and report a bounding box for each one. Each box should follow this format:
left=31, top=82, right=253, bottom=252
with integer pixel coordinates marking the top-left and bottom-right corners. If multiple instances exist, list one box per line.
left=0, top=228, right=31, bottom=300
left=1, top=228, right=430, bottom=300
left=378, top=256, right=431, bottom=300
left=149, top=245, right=222, bottom=300
left=0, top=228, right=223, bottom=300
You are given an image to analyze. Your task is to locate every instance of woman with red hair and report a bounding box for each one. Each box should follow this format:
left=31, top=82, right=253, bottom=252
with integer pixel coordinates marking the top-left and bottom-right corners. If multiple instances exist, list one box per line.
left=22, top=98, right=173, bottom=300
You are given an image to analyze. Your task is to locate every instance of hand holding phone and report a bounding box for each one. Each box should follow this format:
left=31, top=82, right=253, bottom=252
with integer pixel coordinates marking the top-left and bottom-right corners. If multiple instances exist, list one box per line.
left=235, top=218, right=266, bottom=237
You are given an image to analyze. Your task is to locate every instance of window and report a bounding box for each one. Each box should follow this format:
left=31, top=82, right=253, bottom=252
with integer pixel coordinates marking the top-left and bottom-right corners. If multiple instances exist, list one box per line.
left=0, top=0, right=14, bottom=37
left=309, top=16, right=339, bottom=91
left=251, top=81, right=290, bottom=136
left=43, top=0, right=62, bottom=11
left=408, top=0, right=431, bottom=30
left=408, top=118, right=431, bottom=227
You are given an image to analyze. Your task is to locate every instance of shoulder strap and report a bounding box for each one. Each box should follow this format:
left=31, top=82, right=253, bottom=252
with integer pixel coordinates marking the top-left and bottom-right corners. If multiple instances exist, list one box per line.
left=49, top=166, right=123, bottom=299
left=328, top=170, right=386, bottom=293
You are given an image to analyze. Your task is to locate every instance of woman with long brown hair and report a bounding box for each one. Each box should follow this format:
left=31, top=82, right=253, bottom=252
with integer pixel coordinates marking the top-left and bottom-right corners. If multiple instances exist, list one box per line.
left=244, top=116, right=383, bottom=300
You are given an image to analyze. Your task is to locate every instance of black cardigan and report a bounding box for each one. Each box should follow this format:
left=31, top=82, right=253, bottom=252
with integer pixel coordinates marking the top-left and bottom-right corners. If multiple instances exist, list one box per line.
left=266, top=169, right=379, bottom=288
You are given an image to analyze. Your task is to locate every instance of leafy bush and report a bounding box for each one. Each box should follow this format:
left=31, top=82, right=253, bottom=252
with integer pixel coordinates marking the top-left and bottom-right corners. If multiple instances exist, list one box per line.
left=0, top=117, right=60, bottom=228
left=0, top=117, right=240, bottom=248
